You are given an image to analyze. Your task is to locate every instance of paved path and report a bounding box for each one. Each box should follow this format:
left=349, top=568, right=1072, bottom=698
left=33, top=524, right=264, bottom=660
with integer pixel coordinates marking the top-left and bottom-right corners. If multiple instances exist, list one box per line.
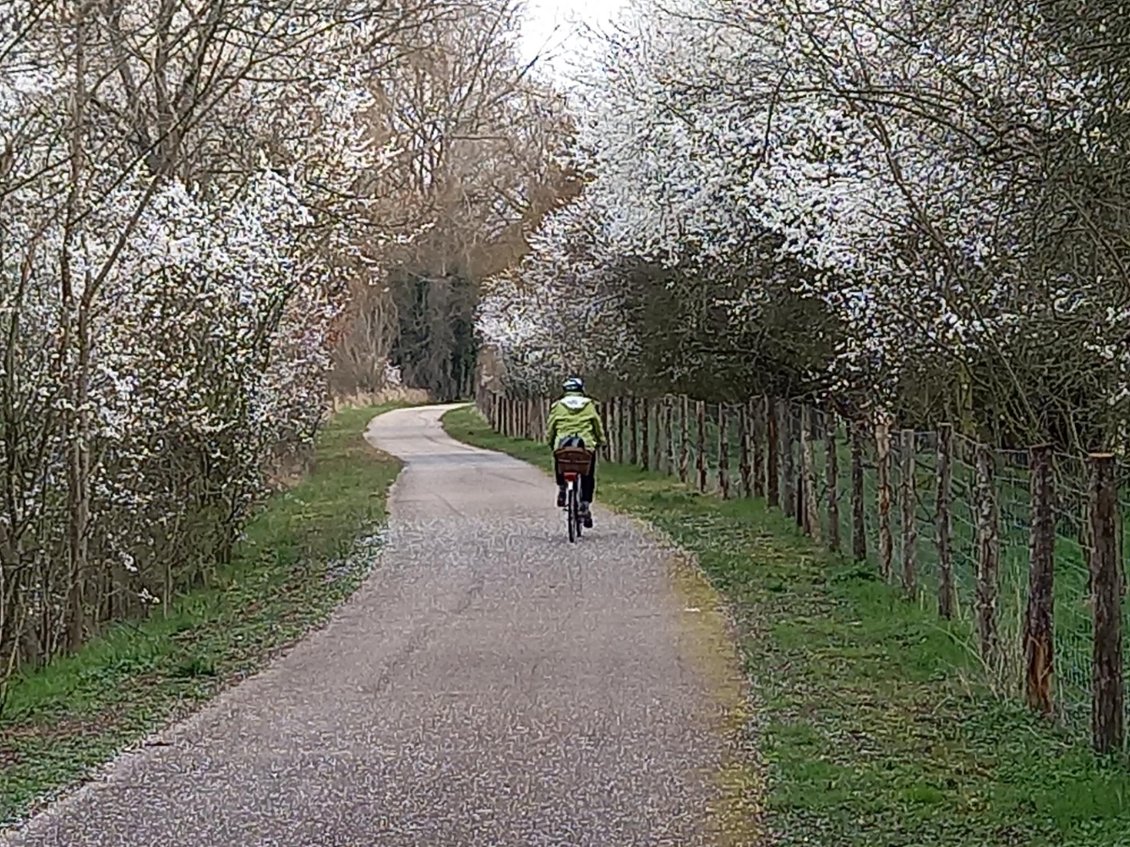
left=2, top=405, right=744, bottom=846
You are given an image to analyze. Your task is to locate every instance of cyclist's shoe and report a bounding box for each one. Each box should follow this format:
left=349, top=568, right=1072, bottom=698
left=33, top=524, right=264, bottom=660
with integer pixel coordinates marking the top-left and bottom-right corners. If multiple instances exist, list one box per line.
left=580, top=501, right=593, bottom=528
left=556, top=487, right=566, bottom=508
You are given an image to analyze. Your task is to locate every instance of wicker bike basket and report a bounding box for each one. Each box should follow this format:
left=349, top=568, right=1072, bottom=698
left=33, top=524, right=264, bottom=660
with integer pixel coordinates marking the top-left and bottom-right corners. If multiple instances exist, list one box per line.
left=554, top=446, right=593, bottom=476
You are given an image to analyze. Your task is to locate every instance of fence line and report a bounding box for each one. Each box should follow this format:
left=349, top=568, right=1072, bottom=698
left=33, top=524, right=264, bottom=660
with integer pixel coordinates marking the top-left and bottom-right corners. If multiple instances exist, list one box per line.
left=478, top=389, right=1130, bottom=757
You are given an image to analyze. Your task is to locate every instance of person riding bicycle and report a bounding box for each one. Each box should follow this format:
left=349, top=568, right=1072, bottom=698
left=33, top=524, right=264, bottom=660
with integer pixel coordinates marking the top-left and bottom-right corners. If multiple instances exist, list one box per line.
left=547, top=376, right=605, bottom=526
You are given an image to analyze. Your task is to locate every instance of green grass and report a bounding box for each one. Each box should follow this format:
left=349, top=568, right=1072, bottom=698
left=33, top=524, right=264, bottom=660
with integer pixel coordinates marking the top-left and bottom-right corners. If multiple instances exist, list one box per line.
left=0, top=404, right=403, bottom=826
left=615, top=405, right=1112, bottom=734
left=444, top=404, right=1130, bottom=847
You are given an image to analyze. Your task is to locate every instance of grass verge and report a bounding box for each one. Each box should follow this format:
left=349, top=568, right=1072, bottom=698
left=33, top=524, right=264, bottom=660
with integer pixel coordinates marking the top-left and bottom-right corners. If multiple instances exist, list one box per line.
left=443, top=405, right=1130, bottom=847
left=0, top=405, right=402, bottom=827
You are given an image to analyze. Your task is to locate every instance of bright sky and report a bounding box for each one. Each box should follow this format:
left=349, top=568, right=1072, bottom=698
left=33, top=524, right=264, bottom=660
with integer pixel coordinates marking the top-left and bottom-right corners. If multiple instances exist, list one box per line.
left=517, top=0, right=625, bottom=81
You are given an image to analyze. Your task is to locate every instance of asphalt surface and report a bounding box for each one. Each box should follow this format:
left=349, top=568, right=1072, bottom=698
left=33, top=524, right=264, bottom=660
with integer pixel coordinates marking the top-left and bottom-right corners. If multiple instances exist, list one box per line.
left=2, top=405, right=742, bottom=846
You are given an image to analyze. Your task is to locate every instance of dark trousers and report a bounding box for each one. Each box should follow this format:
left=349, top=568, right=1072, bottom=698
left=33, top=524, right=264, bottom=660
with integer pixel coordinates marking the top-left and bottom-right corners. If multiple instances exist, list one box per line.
left=555, top=435, right=597, bottom=503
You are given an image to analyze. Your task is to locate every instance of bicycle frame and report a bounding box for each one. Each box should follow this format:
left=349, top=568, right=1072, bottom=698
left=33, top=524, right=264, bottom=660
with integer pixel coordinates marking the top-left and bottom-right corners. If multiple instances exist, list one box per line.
left=553, top=445, right=592, bottom=543
left=563, top=470, right=582, bottom=542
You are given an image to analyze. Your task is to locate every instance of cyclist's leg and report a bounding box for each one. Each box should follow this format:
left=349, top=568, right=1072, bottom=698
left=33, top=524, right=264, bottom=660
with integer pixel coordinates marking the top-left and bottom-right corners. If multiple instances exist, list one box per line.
left=580, top=451, right=596, bottom=527
left=554, top=447, right=566, bottom=507
left=555, top=466, right=567, bottom=507
left=582, top=450, right=596, bottom=505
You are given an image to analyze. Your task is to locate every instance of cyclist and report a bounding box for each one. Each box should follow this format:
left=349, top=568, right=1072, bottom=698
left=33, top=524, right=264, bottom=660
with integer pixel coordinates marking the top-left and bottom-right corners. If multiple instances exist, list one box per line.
left=547, top=376, right=605, bottom=526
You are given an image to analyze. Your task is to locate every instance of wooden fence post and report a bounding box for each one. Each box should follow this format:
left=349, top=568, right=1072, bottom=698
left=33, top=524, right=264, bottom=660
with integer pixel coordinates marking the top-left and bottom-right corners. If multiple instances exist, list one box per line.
left=975, top=443, right=1000, bottom=669
left=901, top=429, right=918, bottom=598
left=696, top=401, right=707, bottom=492
left=618, top=396, right=628, bottom=461
left=1080, top=497, right=1093, bottom=578
left=629, top=398, right=639, bottom=466
left=876, top=413, right=893, bottom=580
left=793, top=409, right=804, bottom=528
left=852, top=420, right=867, bottom=562
left=650, top=399, right=658, bottom=470
left=605, top=397, right=614, bottom=459
left=620, top=396, right=630, bottom=462
left=779, top=401, right=795, bottom=519
left=641, top=399, right=651, bottom=470
left=719, top=405, right=731, bottom=499
left=679, top=397, right=690, bottom=484
left=610, top=396, right=618, bottom=458
left=1025, top=444, right=1055, bottom=717
left=1090, top=452, right=1124, bottom=754
left=664, top=396, right=675, bottom=476
left=766, top=398, right=780, bottom=508
left=752, top=397, right=765, bottom=499
left=739, top=402, right=753, bottom=498
left=801, top=406, right=821, bottom=541
left=825, top=412, right=840, bottom=552
left=936, top=424, right=955, bottom=619
left=874, top=414, right=893, bottom=577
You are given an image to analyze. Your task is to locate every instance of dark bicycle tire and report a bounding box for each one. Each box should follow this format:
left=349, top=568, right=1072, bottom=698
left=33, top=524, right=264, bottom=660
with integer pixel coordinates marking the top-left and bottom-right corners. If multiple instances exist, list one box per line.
left=567, top=483, right=577, bottom=543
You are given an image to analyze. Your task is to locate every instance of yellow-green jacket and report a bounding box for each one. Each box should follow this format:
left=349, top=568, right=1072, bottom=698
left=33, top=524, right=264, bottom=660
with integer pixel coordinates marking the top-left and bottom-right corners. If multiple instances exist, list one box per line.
left=547, top=392, right=606, bottom=447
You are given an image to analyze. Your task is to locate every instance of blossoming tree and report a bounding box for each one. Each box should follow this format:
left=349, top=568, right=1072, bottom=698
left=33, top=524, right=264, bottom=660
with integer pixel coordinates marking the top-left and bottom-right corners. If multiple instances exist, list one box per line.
left=479, top=0, right=1130, bottom=447
left=0, top=0, right=553, bottom=680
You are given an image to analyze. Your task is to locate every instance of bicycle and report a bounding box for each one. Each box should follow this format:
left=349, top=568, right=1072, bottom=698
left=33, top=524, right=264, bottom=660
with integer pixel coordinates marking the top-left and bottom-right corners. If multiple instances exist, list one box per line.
left=553, top=445, right=594, bottom=543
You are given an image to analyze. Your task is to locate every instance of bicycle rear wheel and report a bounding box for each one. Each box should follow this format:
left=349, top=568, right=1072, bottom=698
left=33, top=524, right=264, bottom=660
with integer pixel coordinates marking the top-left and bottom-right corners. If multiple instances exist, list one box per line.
left=567, top=483, right=577, bottom=543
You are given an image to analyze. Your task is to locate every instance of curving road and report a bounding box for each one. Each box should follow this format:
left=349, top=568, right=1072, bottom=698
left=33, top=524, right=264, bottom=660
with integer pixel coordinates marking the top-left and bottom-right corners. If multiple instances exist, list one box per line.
left=2, top=405, right=746, bottom=846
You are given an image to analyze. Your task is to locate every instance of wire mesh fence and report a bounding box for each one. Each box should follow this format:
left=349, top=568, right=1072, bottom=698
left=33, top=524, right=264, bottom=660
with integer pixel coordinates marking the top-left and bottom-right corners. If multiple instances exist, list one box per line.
left=482, top=391, right=1129, bottom=756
